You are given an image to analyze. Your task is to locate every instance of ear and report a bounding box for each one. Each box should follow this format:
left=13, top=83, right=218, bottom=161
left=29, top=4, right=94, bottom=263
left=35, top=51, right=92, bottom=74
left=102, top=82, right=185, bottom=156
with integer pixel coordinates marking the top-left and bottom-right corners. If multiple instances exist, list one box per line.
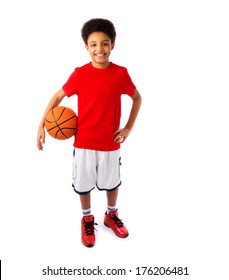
left=85, top=44, right=89, bottom=51
left=111, top=43, right=115, bottom=50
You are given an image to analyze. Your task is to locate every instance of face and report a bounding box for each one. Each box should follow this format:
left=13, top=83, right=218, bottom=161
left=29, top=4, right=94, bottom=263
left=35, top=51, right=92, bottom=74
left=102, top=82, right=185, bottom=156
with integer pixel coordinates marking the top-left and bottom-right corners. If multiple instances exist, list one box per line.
left=86, top=32, right=114, bottom=68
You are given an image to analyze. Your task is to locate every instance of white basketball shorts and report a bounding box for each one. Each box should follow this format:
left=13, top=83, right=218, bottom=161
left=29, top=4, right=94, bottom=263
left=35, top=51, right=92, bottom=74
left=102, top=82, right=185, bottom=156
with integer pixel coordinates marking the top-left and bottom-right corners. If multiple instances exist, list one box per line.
left=72, top=148, right=122, bottom=195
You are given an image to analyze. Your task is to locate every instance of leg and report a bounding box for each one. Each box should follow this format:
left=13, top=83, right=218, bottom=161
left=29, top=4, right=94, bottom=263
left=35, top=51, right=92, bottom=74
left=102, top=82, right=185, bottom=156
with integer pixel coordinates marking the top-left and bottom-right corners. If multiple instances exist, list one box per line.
left=104, top=187, right=129, bottom=238
left=80, top=193, right=91, bottom=210
left=72, top=149, right=96, bottom=247
left=80, top=192, right=96, bottom=248
left=106, top=188, right=119, bottom=207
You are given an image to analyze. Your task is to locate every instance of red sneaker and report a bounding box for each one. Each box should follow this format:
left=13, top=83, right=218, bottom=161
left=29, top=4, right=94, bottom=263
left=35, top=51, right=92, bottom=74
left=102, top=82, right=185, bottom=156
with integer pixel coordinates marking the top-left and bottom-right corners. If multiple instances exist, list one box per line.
left=81, top=215, right=96, bottom=247
left=104, top=209, right=129, bottom=238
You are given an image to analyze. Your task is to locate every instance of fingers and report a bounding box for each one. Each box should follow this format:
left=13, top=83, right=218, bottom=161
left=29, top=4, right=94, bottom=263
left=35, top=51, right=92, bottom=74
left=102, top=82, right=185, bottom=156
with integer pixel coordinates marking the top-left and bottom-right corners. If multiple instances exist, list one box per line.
left=114, top=128, right=130, bottom=143
left=37, top=137, right=44, bottom=150
left=114, top=132, right=126, bottom=143
left=37, top=143, right=43, bottom=151
left=37, top=128, right=45, bottom=150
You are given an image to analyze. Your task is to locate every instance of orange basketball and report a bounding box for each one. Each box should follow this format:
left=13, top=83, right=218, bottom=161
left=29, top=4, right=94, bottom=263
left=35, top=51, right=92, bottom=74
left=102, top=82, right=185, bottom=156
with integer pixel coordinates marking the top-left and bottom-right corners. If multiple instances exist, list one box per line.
left=45, top=106, right=78, bottom=140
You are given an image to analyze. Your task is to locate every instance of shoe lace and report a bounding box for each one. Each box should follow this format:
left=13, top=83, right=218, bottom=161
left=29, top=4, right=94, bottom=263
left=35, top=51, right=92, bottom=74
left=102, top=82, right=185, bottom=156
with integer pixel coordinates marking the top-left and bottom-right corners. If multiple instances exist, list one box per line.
left=110, top=214, right=124, bottom=228
left=84, top=221, right=98, bottom=236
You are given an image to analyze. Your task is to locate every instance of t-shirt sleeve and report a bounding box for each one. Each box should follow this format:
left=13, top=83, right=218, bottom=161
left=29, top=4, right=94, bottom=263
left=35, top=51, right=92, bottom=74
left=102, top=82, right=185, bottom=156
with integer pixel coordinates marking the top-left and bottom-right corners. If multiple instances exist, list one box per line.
left=62, top=68, right=79, bottom=97
left=122, top=68, right=136, bottom=97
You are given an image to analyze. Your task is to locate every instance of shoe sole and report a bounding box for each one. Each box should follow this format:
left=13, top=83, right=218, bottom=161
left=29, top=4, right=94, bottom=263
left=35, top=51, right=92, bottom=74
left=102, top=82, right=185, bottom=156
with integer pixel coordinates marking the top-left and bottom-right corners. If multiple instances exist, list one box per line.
left=104, top=222, right=129, bottom=238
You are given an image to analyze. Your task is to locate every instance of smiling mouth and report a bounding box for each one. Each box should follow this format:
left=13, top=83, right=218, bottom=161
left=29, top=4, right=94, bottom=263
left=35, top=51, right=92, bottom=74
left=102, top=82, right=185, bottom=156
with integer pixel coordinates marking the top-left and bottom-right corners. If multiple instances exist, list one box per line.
left=95, top=53, right=105, bottom=57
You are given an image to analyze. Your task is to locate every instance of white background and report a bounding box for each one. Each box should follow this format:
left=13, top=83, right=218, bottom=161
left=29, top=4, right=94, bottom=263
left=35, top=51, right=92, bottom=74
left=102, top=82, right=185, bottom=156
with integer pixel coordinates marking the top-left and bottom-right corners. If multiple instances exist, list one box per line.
left=0, top=0, right=229, bottom=279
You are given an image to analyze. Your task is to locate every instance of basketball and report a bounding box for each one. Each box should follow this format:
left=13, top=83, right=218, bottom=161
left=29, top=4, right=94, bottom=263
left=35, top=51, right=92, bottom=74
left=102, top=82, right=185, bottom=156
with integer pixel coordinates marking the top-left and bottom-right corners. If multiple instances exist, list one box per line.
left=45, top=106, right=78, bottom=140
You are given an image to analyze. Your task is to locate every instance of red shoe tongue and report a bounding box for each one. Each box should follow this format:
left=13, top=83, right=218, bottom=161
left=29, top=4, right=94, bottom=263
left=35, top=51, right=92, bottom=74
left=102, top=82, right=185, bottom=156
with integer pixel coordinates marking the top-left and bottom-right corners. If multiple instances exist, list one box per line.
left=84, top=215, right=94, bottom=222
left=109, top=209, right=118, bottom=215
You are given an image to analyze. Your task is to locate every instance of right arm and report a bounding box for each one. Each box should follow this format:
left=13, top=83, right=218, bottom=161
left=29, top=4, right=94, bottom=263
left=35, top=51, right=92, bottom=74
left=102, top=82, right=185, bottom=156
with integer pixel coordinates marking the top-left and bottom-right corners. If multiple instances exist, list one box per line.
left=36, top=88, right=66, bottom=150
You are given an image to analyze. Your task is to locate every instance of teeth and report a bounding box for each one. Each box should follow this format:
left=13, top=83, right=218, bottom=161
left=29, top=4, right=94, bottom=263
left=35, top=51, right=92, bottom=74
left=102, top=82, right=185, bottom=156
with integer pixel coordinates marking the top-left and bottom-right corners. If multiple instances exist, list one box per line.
left=96, top=54, right=104, bottom=57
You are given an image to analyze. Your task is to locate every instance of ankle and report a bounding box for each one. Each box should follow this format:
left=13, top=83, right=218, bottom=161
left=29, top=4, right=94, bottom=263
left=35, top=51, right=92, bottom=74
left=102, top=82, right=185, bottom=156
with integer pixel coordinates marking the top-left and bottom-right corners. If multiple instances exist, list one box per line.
left=107, top=205, right=117, bottom=213
left=82, top=207, right=91, bottom=216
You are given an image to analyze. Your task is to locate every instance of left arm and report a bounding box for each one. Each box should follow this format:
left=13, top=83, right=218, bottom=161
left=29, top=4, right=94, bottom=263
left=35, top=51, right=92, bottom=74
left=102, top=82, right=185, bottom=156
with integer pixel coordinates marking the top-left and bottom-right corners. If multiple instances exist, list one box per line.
left=114, top=90, right=142, bottom=143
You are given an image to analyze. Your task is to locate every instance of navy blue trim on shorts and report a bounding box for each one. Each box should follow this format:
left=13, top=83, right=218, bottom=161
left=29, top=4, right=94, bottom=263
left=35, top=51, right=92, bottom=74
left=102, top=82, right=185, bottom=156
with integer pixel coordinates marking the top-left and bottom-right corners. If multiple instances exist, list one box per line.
left=96, top=181, right=122, bottom=192
left=72, top=184, right=95, bottom=195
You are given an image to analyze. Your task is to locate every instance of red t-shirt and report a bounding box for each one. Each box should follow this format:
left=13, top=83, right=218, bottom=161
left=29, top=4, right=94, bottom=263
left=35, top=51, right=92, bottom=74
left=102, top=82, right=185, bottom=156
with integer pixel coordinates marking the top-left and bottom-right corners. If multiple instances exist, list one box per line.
left=62, top=62, right=136, bottom=151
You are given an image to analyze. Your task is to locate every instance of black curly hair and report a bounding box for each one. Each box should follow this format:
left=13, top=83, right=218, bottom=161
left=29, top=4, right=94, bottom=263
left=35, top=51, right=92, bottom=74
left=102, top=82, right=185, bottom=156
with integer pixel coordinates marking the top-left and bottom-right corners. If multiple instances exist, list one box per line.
left=81, top=18, right=116, bottom=45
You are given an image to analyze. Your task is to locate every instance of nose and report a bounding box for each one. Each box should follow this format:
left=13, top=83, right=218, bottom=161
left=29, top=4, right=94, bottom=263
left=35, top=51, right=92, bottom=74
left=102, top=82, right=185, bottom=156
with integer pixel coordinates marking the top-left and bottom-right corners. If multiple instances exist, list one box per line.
left=97, top=44, right=104, bottom=52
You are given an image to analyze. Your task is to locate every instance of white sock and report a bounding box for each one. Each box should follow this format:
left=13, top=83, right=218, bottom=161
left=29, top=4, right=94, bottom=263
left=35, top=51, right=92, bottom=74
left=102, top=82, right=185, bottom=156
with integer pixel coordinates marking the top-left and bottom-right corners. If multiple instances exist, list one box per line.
left=107, top=205, right=117, bottom=213
left=82, top=208, right=91, bottom=216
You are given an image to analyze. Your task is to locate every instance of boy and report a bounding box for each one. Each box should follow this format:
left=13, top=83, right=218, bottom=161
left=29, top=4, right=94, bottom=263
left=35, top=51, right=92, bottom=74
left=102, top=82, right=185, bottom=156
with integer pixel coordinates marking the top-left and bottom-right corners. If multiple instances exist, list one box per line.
left=36, top=18, right=142, bottom=247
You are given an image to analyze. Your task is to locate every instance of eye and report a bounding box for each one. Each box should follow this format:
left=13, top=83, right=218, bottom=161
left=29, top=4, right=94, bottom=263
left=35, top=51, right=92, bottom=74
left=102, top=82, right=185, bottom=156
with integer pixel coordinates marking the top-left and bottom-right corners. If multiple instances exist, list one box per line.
left=90, top=44, right=96, bottom=47
left=102, top=43, right=109, bottom=46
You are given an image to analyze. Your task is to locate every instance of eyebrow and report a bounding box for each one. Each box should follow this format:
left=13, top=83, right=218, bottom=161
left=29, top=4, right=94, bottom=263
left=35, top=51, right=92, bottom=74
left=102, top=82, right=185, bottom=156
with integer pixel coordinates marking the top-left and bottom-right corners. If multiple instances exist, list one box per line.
left=89, top=39, right=110, bottom=44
